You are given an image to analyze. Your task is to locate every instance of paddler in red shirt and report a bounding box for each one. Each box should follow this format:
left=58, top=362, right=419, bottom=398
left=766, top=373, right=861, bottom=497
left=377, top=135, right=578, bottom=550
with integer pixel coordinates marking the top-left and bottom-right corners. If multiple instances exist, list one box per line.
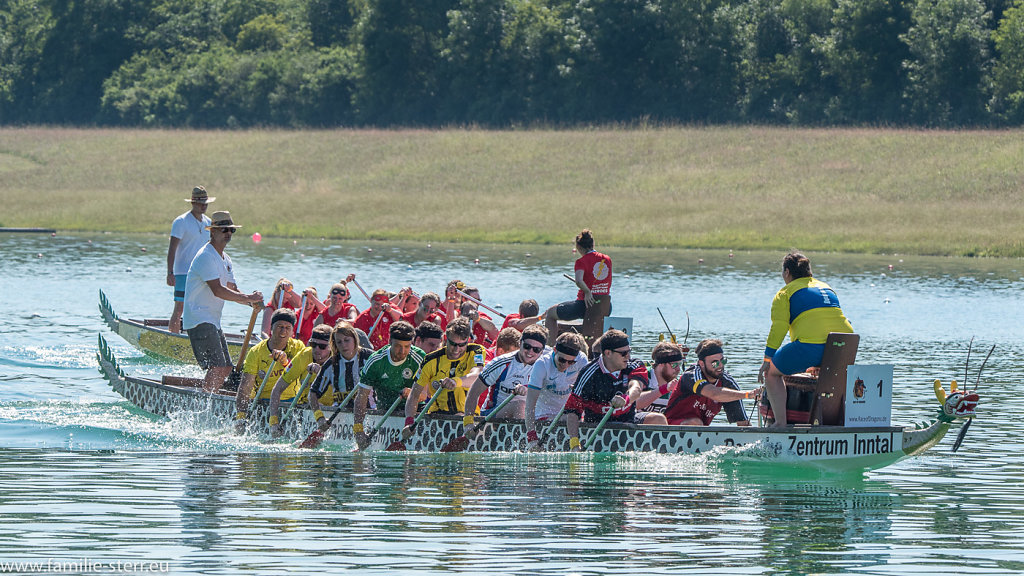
left=353, top=289, right=401, bottom=350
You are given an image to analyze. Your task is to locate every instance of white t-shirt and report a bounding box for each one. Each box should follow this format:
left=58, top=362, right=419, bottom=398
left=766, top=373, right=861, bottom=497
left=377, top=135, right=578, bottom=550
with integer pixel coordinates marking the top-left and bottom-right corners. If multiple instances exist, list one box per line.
left=528, top=350, right=588, bottom=419
left=182, top=243, right=235, bottom=330
left=170, top=211, right=211, bottom=275
left=479, top=351, right=537, bottom=408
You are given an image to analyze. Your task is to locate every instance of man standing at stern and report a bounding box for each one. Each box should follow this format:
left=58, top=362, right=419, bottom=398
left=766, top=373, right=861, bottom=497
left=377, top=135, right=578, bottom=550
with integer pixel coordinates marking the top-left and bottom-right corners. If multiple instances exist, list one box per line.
left=183, top=211, right=263, bottom=393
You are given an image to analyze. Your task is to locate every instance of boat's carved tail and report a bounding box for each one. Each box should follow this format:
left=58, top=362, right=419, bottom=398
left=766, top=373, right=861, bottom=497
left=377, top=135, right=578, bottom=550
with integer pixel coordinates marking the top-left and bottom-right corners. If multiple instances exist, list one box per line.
left=98, top=289, right=119, bottom=331
left=96, top=334, right=126, bottom=393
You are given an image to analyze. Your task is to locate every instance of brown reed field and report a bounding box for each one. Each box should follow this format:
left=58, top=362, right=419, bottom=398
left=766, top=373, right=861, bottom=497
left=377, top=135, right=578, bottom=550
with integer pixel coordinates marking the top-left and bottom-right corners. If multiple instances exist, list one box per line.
left=0, top=126, right=1021, bottom=257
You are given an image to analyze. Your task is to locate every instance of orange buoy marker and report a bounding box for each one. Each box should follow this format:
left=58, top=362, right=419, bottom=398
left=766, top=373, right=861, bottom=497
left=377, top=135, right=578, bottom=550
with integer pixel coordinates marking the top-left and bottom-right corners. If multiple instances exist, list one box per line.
left=252, top=232, right=262, bottom=243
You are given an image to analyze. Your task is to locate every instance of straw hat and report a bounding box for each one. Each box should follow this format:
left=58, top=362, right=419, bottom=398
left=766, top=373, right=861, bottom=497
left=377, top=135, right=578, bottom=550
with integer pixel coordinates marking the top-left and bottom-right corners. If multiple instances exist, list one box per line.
left=205, top=211, right=242, bottom=230
left=186, top=186, right=215, bottom=203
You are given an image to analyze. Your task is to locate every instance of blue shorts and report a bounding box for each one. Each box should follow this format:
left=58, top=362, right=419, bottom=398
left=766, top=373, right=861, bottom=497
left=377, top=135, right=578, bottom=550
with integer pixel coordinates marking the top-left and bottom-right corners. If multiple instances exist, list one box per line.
left=771, top=341, right=825, bottom=375
left=174, top=274, right=187, bottom=302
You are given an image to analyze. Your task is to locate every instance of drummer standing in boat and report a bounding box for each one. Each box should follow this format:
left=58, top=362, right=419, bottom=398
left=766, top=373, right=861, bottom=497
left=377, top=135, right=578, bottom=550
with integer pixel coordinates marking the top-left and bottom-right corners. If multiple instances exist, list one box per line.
left=182, top=211, right=263, bottom=393
left=167, top=186, right=213, bottom=333
left=757, top=252, right=854, bottom=426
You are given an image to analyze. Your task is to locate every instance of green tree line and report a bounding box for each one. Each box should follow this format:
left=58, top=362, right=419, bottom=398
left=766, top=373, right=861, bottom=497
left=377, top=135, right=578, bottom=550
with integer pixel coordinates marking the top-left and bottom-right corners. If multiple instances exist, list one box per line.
left=2, top=0, right=1023, bottom=127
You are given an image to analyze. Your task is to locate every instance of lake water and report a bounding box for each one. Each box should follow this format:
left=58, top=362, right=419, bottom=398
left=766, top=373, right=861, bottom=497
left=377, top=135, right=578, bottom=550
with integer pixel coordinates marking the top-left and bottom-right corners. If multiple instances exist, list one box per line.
left=1, top=232, right=1022, bottom=575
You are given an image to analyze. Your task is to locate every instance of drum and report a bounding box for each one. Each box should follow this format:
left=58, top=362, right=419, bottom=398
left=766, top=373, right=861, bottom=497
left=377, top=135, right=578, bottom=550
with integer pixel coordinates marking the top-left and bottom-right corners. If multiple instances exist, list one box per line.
left=758, top=373, right=817, bottom=424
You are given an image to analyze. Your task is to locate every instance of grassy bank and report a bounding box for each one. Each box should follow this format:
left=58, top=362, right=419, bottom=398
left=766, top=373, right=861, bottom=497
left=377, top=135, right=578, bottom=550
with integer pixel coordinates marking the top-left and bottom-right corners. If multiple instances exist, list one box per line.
left=1, top=127, right=1021, bottom=257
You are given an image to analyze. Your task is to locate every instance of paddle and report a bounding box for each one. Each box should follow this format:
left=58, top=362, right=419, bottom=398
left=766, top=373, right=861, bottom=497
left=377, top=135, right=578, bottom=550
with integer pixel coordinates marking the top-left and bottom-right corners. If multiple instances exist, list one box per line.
left=367, top=308, right=386, bottom=343
left=296, top=293, right=307, bottom=339
left=581, top=406, right=616, bottom=451
left=454, top=282, right=506, bottom=319
left=247, top=359, right=279, bottom=415
left=440, top=390, right=519, bottom=453
left=279, top=371, right=315, bottom=427
left=385, top=385, right=446, bottom=451
left=297, top=385, right=360, bottom=449
left=236, top=359, right=279, bottom=434
left=562, top=273, right=601, bottom=304
left=225, top=305, right=260, bottom=390
left=353, top=394, right=406, bottom=451
left=537, top=406, right=567, bottom=446
left=350, top=278, right=372, bottom=304
left=657, top=307, right=676, bottom=343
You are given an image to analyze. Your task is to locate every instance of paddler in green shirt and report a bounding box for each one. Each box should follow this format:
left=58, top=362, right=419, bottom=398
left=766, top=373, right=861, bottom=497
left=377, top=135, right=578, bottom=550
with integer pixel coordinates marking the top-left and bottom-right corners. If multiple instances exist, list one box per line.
left=353, top=321, right=425, bottom=449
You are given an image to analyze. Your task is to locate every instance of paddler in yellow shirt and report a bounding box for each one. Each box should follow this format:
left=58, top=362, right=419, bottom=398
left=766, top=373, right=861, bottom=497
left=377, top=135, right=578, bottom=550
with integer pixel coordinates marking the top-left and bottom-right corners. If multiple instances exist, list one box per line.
left=400, top=317, right=485, bottom=442
left=234, top=308, right=306, bottom=433
left=267, top=323, right=336, bottom=437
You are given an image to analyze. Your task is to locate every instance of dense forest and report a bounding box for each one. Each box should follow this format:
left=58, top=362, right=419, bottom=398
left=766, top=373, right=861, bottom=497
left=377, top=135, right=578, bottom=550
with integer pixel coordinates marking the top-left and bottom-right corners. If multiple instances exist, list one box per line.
left=1, top=0, right=1023, bottom=127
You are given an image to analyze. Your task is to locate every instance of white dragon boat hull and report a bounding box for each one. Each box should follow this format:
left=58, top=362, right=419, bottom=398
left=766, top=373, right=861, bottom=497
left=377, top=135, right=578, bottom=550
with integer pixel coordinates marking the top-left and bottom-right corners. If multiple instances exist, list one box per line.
left=96, top=335, right=966, bottom=471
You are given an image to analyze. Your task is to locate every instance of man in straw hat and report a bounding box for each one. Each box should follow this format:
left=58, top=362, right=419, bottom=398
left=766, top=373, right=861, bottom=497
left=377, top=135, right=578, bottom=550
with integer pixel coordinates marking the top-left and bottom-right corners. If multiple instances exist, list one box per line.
left=167, top=186, right=214, bottom=333
left=183, top=210, right=264, bottom=392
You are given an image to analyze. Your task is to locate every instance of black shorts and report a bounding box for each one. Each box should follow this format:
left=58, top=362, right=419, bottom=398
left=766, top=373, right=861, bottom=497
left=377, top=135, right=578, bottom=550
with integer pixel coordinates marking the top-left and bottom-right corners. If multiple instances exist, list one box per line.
left=186, top=323, right=231, bottom=369
left=555, top=299, right=587, bottom=321
left=555, top=298, right=612, bottom=321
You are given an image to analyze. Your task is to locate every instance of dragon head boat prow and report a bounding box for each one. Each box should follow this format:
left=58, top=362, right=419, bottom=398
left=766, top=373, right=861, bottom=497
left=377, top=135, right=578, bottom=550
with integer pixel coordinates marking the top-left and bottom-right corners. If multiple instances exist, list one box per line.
left=934, top=379, right=980, bottom=421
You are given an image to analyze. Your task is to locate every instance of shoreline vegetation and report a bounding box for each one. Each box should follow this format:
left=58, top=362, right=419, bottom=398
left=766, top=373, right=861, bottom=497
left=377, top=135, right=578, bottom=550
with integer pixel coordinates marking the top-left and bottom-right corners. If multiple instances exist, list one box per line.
left=1, top=127, right=1022, bottom=258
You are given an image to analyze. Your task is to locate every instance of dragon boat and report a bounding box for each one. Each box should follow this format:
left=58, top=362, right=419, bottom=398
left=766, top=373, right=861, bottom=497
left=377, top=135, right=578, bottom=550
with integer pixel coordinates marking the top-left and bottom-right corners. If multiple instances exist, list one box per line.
left=96, top=334, right=979, bottom=471
left=99, top=289, right=246, bottom=363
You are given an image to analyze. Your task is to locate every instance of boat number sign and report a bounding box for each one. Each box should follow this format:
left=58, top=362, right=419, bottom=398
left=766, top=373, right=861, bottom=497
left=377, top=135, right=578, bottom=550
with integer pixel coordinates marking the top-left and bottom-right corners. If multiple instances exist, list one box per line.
left=844, top=364, right=893, bottom=427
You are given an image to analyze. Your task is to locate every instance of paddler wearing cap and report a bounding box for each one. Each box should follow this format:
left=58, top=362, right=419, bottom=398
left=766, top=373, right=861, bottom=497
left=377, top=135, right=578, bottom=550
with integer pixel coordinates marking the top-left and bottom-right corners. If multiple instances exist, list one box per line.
left=662, top=338, right=761, bottom=426
left=182, top=210, right=264, bottom=393
left=167, top=186, right=213, bottom=334
left=562, top=329, right=667, bottom=451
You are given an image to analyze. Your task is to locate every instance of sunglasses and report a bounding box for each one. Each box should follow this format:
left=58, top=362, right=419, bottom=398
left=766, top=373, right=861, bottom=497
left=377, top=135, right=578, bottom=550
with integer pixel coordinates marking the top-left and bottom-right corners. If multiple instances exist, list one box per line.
left=521, top=342, right=544, bottom=354
left=447, top=339, right=469, bottom=348
left=708, top=358, right=728, bottom=368
left=219, top=227, right=235, bottom=234
left=310, top=341, right=329, bottom=350
left=668, top=361, right=683, bottom=370
left=331, top=289, right=347, bottom=296
left=610, top=348, right=631, bottom=358
left=555, top=355, right=575, bottom=365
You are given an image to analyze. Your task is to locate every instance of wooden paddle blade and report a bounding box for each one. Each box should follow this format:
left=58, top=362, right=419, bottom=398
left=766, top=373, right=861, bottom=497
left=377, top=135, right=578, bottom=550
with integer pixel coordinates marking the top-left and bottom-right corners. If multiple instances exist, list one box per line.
left=385, top=440, right=407, bottom=451
left=440, top=436, right=469, bottom=453
left=298, top=429, right=325, bottom=449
